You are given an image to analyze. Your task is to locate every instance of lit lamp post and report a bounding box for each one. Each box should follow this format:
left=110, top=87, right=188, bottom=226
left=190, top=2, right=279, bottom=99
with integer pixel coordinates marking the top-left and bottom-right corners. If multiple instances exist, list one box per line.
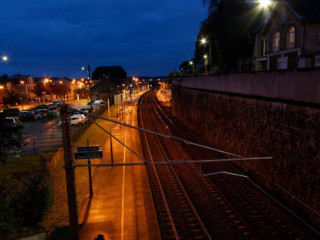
left=2, top=56, right=8, bottom=62
left=201, top=38, right=212, bottom=74
left=203, top=55, right=208, bottom=72
left=189, top=61, right=195, bottom=74
left=20, top=80, right=24, bottom=110
left=260, top=0, right=271, bottom=8
left=81, top=65, right=91, bottom=86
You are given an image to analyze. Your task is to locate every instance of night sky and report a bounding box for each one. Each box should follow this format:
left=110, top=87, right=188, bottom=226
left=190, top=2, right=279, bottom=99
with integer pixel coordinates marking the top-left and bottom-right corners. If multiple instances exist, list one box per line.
left=0, top=0, right=207, bottom=78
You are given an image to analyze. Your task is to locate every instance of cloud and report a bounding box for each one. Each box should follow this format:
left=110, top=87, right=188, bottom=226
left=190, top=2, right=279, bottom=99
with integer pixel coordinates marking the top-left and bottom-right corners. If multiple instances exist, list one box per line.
left=0, top=0, right=207, bottom=77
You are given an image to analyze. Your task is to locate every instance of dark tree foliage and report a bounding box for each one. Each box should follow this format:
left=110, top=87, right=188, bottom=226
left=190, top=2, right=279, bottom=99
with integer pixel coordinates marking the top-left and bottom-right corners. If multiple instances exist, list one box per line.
left=0, top=169, right=54, bottom=237
left=51, top=84, right=71, bottom=98
left=34, top=83, right=48, bottom=97
left=2, top=90, right=20, bottom=106
left=0, top=118, right=24, bottom=164
left=195, top=0, right=263, bottom=73
left=179, top=60, right=194, bottom=75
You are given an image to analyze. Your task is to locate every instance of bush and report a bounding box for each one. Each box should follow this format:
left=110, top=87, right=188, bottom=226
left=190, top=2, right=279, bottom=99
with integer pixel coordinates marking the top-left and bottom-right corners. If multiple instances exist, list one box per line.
left=0, top=169, right=54, bottom=237
left=47, top=226, right=72, bottom=240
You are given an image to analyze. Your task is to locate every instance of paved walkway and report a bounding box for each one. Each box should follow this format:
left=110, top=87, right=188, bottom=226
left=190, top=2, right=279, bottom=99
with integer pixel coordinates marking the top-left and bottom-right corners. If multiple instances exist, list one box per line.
left=78, top=92, right=161, bottom=240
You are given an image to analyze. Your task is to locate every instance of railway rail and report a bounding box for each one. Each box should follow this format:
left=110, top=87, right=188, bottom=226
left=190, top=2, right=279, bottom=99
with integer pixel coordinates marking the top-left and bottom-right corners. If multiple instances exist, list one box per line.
left=138, top=90, right=320, bottom=239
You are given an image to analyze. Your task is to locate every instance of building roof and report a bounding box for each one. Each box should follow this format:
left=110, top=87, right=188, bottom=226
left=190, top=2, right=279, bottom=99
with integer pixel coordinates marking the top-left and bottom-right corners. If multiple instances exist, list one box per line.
left=92, top=66, right=127, bottom=80
left=284, top=0, right=320, bottom=22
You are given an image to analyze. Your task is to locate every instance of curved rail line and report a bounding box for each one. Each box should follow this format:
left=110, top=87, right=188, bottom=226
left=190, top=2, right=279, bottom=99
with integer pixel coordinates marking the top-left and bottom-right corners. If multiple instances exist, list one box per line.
left=139, top=93, right=212, bottom=240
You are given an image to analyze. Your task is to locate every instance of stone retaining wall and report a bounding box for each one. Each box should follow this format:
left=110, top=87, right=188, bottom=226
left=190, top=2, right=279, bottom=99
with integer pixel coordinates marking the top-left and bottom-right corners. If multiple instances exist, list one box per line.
left=172, top=86, right=320, bottom=225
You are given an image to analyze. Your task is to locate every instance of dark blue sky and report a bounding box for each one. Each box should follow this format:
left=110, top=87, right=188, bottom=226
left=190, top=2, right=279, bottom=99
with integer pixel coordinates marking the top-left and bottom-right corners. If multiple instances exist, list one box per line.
left=0, top=0, right=207, bottom=78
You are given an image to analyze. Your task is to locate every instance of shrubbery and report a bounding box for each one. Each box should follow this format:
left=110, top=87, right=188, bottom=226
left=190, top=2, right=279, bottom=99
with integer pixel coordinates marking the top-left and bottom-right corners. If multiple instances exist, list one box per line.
left=0, top=168, right=54, bottom=238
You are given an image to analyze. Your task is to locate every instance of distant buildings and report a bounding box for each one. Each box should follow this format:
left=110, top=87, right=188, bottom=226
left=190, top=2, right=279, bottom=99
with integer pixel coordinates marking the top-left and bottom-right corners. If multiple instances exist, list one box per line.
left=254, top=0, right=320, bottom=71
left=91, top=66, right=127, bottom=99
left=0, top=74, right=37, bottom=104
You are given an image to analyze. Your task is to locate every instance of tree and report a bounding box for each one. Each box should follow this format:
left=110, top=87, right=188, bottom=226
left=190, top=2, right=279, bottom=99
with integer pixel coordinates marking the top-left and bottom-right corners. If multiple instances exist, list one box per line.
left=34, top=83, right=47, bottom=98
left=2, top=89, right=19, bottom=106
left=0, top=118, right=24, bottom=165
left=179, top=61, right=194, bottom=75
left=51, top=84, right=71, bottom=99
left=195, top=0, right=263, bottom=73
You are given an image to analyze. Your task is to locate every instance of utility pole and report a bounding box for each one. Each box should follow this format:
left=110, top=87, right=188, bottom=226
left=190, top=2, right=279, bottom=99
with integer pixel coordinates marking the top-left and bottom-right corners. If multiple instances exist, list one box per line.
left=61, top=104, right=80, bottom=240
left=87, top=64, right=91, bottom=81
left=87, top=139, right=93, bottom=197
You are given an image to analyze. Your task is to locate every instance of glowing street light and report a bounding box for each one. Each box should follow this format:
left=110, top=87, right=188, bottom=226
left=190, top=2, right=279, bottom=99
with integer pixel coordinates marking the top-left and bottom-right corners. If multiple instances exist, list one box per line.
left=81, top=65, right=91, bottom=86
left=201, top=38, right=212, bottom=74
left=260, top=0, right=271, bottom=8
left=203, top=55, right=208, bottom=72
left=189, top=60, right=195, bottom=74
left=2, top=56, right=8, bottom=62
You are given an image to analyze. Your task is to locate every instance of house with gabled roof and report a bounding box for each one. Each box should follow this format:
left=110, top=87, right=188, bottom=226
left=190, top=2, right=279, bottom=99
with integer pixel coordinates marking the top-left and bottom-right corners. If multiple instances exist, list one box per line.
left=253, top=0, right=320, bottom=71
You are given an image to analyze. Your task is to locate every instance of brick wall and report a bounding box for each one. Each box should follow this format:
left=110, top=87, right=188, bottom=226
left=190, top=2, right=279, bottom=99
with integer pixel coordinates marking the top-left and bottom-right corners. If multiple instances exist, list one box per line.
left=172, top=86, right=320, bottom=224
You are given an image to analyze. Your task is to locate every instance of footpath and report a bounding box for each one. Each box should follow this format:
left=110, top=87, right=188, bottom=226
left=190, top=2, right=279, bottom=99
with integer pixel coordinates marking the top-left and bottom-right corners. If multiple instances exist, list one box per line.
left=78, top=91, right=161, bottom=240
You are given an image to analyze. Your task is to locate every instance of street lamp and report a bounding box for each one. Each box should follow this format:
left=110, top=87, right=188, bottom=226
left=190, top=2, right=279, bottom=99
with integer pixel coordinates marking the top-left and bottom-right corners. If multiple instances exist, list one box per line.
left=20, top=81, right=25, bottom=110
left=203, top=55, right=208, bottom=72
left=81, top=65, right=91, bottom=86
left=260, top=0, right=271, bottom=8
left=189, top=61, right=195, bottom=74
left=2, top=56, right=8, bottom=62
left=201, top=38, right=212, bottom=74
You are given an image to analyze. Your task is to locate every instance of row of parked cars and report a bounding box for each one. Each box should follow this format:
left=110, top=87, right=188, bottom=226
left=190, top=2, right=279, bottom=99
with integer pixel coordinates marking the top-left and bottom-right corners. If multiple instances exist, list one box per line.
left=36, top=100, right=65, bottom=110
left=3, top=109, right=59, bottom=126
left=57, top=99, right=106, bottom=127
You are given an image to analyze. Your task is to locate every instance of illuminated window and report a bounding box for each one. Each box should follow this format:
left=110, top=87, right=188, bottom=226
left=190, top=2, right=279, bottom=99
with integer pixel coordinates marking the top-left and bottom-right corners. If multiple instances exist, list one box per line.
left=273, top=31, right=280, bottom=52
left=287, top=26, right=295, bottom=49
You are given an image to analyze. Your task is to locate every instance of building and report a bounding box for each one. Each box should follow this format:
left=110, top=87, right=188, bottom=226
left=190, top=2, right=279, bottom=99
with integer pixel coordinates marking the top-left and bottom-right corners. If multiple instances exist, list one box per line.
left=253, top=0, right=320, bottom=71
left=92, top=66, right=127, bottom=81
left=91, top=66, right=127, bottom=99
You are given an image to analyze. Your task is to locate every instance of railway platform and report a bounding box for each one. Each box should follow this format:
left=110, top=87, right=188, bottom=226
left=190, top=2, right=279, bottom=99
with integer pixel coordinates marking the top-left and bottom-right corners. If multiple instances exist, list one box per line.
left=78, top=91, right=161, bottom=240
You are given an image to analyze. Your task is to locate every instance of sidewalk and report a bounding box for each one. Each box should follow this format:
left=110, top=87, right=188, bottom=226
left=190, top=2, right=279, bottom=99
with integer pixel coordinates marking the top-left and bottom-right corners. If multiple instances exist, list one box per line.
left=78, top=91, right=161, bottom=240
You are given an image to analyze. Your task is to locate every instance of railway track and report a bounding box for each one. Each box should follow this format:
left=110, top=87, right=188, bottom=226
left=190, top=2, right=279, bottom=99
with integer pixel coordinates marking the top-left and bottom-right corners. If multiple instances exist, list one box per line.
left=138, top=90, right=319, bottom=239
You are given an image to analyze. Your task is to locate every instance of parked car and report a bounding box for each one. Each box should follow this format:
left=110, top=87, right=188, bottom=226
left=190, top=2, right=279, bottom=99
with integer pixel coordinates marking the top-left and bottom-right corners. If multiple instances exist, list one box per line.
left=72, top=113, right=87, bottom=123
left=18, top=111, right=37, bottom=121
left=71, top=115, right=84, bottom=126
left=4, top=117, right=21, bottom=127
left=87, top=99, right=106, bottom=106
left=47, top=103, right=58, bottom=110
left=35, top=104, right=49, bottom=110
left=32, top=111, right=43, bottom=119
left=53, top=100, right=64, bottom=107
left=58, top=115, right=85, bottom=127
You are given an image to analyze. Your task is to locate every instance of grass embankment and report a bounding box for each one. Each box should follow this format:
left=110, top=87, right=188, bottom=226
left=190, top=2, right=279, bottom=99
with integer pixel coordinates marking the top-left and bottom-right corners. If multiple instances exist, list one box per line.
left=41, top=105, right=120, bottom=233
